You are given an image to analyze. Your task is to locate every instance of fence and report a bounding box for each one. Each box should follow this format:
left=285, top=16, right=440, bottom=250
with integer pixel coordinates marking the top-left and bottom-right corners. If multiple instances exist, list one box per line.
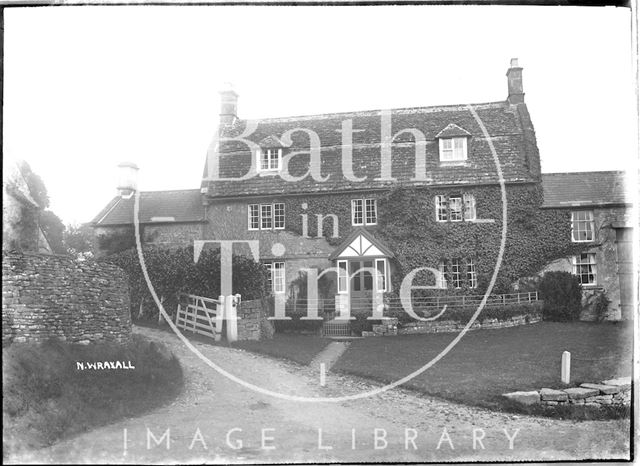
left=175, top=293, right=224, bottom=341
left=283, top=291, right=539, bottom=319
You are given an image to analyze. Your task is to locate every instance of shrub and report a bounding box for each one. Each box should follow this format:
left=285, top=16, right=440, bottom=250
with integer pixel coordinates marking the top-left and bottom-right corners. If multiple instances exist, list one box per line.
left=539, top=271, right=582, bottom=321
left=102, top=245, right=269, bottom=322
left=3, top=335, right=183, bottom=455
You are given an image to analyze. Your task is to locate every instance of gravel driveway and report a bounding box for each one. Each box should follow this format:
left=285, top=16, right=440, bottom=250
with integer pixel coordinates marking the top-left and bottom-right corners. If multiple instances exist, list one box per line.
left=10, top=326, right=630, bottom=464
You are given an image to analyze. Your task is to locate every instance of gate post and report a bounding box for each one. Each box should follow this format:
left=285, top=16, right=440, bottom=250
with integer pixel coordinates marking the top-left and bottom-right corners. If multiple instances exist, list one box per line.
left=225, top=294, right=239, bottom=343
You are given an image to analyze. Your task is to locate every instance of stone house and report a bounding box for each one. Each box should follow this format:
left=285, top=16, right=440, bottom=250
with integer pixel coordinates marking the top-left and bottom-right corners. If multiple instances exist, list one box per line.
left=91, top=59, right=631, bottom=320
left=541, top=171, right=633, bottom=320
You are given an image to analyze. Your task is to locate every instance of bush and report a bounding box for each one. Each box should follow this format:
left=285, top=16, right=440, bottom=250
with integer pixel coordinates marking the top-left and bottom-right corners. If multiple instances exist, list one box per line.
left=3, top=335, right=183, bottom=455
left=539, top=271, right=582, bottom=321
left=102, top=245, right=269, bottom=322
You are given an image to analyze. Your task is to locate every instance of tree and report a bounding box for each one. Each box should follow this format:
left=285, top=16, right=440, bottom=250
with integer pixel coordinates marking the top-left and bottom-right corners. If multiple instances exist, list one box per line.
left=64, top=223, right=95, bottom=258
left=16, top=160, right=49, bottom=209
left=40, top=210, right=66, bottom=254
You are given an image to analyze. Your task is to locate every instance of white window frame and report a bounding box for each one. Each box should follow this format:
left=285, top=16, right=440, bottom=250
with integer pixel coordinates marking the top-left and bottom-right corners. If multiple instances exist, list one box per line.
left=437, top=260, right=447, bottom=288
left=375, top=258, right=388, bottom=293
left=572, top=253, right=597, bottom=286
left=450, top=258, right=462, bottom=289
left=439, top=137, right=467, bottom=162
left=436, top=194, right=476, bottom=222
left=466, top=259, right=478, bottom=289
left=463, top=193, right=476, bottom=221
left=449, top=196, right=463, bottom=222
left=248, top=204, right=260, bottom=231
left=261, top=204, right=273, bottom=230
left=248, top=203, right=285, bottom=230
left=257, top=148, right=282, bottom=172
left=435, top=195, right=448, bottom=222
left=352, top=198, right=377, bottom=226
left=571, top=210, right=595, bottom=242
left=337, top=260, right=349, bottom=294
left=265, top=262, right=286, bottom=294
left=273, top=203, right=285, bottom=230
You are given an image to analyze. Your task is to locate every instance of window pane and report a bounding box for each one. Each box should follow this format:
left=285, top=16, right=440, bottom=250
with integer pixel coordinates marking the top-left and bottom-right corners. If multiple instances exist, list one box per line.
left=365, top=199, right=377, bottom=224
left=438, top=261, right=447, bottom=288
left=261, top=204, right=272, bottom=229
left=436, top=195, right=448, bottom=221
left=466, top=259, right=477, bottom=289
left=273, top=262, right=285, bottom=293
left=449, top=196, right=462, bottom=221
left=451, top=258, right=461, bottom=288
left=571, top=210, right=594, bottom=242
left=352, top=199, right=363, bottom=225
left=274, top=203, right=285, bottom=229
left=249, top=204, right=260, bottom=230
left=463, top=194, right=476, bottom=220
left=260, top=151, right=269, bottom=170
left=573, top=253, right=596, bottom=285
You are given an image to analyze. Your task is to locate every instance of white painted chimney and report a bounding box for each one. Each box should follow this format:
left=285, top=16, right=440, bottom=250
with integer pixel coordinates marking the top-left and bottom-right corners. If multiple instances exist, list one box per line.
left=116, top=161, right=139, bottom=199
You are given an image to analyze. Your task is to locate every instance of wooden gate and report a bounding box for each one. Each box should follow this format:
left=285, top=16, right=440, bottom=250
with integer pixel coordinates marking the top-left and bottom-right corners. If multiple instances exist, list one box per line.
left=175, top=293, right=224, bottom=341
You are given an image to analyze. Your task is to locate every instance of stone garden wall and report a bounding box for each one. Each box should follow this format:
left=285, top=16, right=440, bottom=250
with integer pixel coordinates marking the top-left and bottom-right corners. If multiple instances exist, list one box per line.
left=361, top=314, right=542, bottom=337
left=503, top=377, right=631, bottom=408
left=237, top=299, right=275, bottom=341
left=2, top=251, right=132, bottom=345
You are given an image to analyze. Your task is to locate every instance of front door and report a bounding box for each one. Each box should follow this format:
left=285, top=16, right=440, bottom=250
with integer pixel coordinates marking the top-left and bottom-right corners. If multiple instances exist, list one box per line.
left=350, top=260, right=374, bottom=314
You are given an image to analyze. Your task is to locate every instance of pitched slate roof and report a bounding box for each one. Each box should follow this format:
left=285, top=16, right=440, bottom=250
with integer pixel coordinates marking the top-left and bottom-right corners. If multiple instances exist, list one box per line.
left=541, top=171, right=629, bottom=208
left=203, top=100, right=538, bottom=199
left=92, top=189, right=206, bottom=226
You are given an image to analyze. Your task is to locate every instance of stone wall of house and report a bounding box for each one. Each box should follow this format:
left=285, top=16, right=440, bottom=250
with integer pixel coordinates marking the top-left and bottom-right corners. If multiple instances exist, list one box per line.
left=236, top=299, right=274, bottom=341
left=2, top=251, right=131, bottom=345
left=204, top=200, right=335, bottom=291
left=542, top=206, right=631, bottom=321
left=143, top=223, right=205, bottom=249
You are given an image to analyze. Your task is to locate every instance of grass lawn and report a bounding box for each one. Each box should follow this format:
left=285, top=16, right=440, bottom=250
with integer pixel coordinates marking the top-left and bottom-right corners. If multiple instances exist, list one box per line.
left=332, top=321, right=632, bottom=417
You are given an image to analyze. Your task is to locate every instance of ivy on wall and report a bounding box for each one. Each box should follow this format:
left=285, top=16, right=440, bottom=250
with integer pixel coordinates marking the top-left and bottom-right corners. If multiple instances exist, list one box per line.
left=282, top=183, right=589, bottom=295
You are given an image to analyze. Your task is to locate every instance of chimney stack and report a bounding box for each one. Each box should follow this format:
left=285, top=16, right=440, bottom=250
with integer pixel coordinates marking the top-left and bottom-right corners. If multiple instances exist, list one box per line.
left=219, top=83, right=238, bottom=125
left=116, top=161, right=139, bottom=199
left=506, top=58, right=524, bottom=104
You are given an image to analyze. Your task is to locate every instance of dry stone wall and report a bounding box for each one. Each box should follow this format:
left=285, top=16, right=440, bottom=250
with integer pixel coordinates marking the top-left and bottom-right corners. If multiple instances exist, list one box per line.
left=502, top=377, right=631, bottom=408
left=2, top=251, right=131, bottom=345
left=237, top=299, right=274, bottom=341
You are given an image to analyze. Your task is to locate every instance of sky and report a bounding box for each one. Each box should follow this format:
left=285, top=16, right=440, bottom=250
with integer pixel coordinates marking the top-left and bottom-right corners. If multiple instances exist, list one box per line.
left=3, top=5, right=637, bottom=225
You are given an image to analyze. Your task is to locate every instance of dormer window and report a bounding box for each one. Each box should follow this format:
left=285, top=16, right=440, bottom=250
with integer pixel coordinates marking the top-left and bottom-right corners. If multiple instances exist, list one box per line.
left=257, top=148, right=282, bottom=172
left=439, top=137, right=467, bottom=162
left=435, top=123, right=471, bottom=163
